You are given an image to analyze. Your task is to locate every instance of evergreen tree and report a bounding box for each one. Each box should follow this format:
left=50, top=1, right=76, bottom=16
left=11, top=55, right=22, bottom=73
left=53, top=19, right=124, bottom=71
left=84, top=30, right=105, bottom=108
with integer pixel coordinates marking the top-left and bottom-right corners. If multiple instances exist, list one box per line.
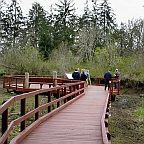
left=53, top=0, right=77, bottom=48
left=27, top=2, right=47, bottom=48
left=91, top=1, right=99, bottom=26
left=27, top=2, right=54, bottom=59
left=0, top=0, right=6, bottom=51
left=81, top=0, right=92, bottom=27
left=97, top=0, right=116, bottom=35
left=116, top=19, right=144, bottom=57
left=1, top=0, right=25, bottom=48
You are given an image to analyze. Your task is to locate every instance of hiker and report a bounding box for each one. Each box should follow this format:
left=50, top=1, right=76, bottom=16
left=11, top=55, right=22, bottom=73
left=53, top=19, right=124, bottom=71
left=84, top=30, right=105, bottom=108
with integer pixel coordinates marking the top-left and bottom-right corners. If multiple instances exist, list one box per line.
left=104, top=70, right=112, bottom=90
left=80, top=70, right=87, bottom=86
left=114, top=69, right=120, bottom=89
left=72, top=68, right=80, bottom=80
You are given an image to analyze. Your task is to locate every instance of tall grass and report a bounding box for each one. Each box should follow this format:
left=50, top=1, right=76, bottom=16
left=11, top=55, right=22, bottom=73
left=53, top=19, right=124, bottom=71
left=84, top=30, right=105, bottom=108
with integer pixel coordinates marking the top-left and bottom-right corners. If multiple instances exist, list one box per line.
left=134, top=97, right=144, bottom=119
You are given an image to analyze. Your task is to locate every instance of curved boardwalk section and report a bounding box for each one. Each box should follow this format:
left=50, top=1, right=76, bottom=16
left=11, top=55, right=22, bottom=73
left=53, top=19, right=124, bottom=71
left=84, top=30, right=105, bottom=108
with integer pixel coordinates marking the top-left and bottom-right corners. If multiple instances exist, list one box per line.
left=19, top=86, right=108, bottom=144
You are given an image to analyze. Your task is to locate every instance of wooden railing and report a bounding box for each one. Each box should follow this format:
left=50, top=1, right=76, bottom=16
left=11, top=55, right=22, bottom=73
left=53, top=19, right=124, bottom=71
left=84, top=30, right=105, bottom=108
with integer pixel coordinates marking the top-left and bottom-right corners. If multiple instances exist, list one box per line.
left=91, top=77, right=121, bottom=96
left=3, top=75, right=120, bottom=93
left=0, top=80, right=85, bottom=144
left=3, top=75, right=80, bottom=92
left=90, top=77, right=105, bottom=86
left=1, top=75, right=120, bottom=144
left=101, top=93, right=111, bottom=144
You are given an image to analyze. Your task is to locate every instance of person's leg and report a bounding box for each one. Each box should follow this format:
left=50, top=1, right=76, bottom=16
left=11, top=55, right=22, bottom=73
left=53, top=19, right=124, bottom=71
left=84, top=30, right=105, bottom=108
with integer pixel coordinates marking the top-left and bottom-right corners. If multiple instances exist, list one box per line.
left=108, top=80, right=110, bottom=90
left=116, top=82, right=118, bottom=89
left=86, top=79, right=88, bottom=87
left=114, top=82, right=116, bottom=89
left=104, top=79, right=107, bottom=90
left=88, top=77, right=91, bottom=85
left=105, top=79, right=109, bottom=90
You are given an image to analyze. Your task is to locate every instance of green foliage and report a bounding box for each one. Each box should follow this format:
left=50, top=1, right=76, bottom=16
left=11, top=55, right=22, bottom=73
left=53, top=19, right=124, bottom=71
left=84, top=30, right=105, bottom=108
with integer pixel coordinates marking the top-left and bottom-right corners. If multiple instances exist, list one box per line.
left=1, top=46, right=50, bottom=75
left=109, top=94, right=144, bottom=144
left=97, top=0, right=116, bottom=34
left=10, top=104, right=15, bottom=113
left=134, top=98, right=144, bottom=119
left=27, top=2, right=48, bottom=48
left=49, top=42, right=78, bottom=74
left=94, top=45, right=121, bottom=75
left=0, top=0, right=143, bottom=80
left=117, top=55, right=144, bottom=81
left=1, top=0, right=25, bottom=47
left=0, top=68, right=5, bottom=76
left=53, top=0, right=77, bottom=47
left=135, top=108, right=144, bottom=117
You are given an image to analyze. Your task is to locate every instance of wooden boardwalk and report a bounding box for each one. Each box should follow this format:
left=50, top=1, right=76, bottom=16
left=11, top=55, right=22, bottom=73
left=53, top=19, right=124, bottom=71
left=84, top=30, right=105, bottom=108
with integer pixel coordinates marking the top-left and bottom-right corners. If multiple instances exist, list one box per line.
left=19, top=86, right=109, bottom=144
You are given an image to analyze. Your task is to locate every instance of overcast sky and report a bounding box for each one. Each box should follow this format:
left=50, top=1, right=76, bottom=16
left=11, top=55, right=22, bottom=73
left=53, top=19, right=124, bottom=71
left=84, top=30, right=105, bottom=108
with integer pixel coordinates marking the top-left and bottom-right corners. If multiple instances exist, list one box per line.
left=5, top=0, right=144, bottom=25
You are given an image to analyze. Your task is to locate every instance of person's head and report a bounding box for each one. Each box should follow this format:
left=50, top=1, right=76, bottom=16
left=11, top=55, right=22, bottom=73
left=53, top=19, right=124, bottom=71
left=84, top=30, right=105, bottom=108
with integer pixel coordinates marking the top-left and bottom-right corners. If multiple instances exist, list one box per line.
left=82, top=70, right=85, bottom=74
left=75, top=68, right=78, bottom=71
left=115, top=69, right=118, bottom=72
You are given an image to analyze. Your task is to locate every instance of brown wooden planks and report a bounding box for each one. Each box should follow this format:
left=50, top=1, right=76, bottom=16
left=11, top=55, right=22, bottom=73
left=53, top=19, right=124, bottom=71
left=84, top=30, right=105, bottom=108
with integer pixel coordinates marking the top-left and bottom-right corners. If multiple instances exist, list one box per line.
left=19, top=86, right=108, bottom=144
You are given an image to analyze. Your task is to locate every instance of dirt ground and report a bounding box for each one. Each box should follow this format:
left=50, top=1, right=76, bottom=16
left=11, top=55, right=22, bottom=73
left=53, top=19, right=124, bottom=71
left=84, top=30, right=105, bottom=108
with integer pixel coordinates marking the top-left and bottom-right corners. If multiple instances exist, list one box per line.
left=109, top=88, right=144, bottom=144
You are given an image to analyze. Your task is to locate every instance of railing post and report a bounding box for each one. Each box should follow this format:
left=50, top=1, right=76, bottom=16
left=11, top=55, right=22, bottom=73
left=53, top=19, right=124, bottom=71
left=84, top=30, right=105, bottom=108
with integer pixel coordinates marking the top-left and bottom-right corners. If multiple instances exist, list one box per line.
left=118, top=80, right=120, bottom=94
left=69, top=86, right=72, bottom=99
left=2, top=101, right=8, bottom=144
left=73, top=85, right=76, bottom=98
left=16, top=78, right=18, bottom=90
left=21, top=98, right=26, bottom=131
left=96, top=78, right=98, bottom=85
left=76, top=84, right=79, bottom=96
left=53, top=71, right=57, bottom=87
left=25, top=72, right=29, bottom=88
left=82, top=83, right=85, bottom=93
left=3, top=76, right=5, bottom=88
left=57, top=89, right=60, bottom=107
left=47, top=92, right=51, bottom=113
left=64, top=87, right=67, bottom=103
left=8, top=76, right=11, bottom=89
left=109, top=80, right=112, bottom=94
left=35, top=95, right=39, bottom=121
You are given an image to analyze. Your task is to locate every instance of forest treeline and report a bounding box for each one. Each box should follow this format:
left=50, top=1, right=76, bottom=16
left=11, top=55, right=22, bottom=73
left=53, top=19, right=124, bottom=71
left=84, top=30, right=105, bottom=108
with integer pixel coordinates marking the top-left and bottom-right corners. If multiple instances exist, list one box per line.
left=0, top=0, right=144, bottom=81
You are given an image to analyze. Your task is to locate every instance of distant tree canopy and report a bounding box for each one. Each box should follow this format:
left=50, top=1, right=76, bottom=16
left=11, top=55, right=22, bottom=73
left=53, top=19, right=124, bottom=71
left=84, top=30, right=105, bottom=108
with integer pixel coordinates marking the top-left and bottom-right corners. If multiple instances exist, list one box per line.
left=0, top=0, right=144, bottom=79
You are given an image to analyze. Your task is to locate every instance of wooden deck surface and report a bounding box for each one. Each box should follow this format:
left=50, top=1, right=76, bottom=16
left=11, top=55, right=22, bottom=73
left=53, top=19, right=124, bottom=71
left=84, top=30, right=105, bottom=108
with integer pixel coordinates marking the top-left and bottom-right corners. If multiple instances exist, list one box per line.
left=19, top=86, right=109, bottom=144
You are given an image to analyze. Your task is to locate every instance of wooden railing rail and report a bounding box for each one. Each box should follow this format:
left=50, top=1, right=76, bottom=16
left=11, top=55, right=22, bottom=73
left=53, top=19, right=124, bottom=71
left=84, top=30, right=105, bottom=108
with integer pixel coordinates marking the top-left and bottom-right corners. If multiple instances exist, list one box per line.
left=0, top=81, right=85, bottom=144
left=109, top=79, right=121, bottom=101
left=101, top=79, right=121, bottom=144
left=3, top=76, right=80, bottom=91
left=1, top=75, right=121, bottom=144
left=101, top=93, right=111, bottom=144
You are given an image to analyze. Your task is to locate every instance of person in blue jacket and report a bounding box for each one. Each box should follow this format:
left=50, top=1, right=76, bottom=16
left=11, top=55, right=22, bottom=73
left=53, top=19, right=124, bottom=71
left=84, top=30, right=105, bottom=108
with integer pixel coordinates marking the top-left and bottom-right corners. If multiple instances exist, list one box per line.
left=104, top=70, right=112, bottom=90
left=72, top=68, right=80, bottom=80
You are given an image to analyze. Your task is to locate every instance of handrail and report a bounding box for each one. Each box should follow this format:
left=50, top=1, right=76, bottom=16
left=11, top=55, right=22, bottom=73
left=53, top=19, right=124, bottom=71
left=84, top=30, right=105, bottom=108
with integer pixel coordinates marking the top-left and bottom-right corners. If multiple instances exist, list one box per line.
left=109, top=79, right=121, bottom=96
left=0, top=80, right=85, bottom=144
left=90, top=77, right=105, bottom=86
left=101, top=93, right=111, bottom=144
left=3, top=76, right=80, bottom=93
left=101, top=79, right=121, bottom=144
left=1, top=75, right=120, bottom=144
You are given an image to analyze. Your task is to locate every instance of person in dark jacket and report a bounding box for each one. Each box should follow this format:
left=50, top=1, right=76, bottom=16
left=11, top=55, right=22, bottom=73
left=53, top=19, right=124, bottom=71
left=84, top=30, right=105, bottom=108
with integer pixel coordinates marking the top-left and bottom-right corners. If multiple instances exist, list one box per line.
left=80, top=70, right=87, bottom=87
left=104, top=70, right=112, bottom=90
left=80, top=70, right=87, bottom=81
left=72, top=68, right=80, bottom=80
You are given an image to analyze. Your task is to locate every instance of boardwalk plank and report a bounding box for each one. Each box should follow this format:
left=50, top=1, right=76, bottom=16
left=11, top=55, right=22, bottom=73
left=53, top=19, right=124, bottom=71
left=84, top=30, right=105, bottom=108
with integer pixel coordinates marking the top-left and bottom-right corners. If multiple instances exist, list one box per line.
left=19, top=86, right=108, bottom=144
